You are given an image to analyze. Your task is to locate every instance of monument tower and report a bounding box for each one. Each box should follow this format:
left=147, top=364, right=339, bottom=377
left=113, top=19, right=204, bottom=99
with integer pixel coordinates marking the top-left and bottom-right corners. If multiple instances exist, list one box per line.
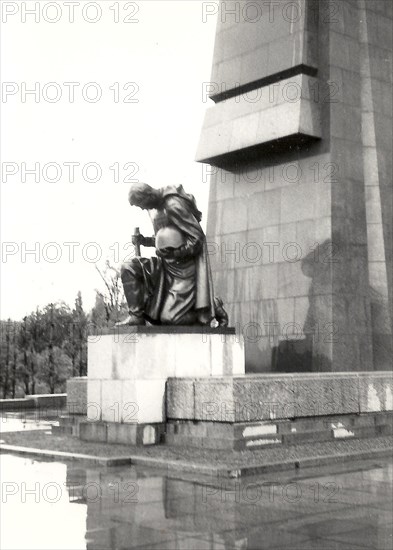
left=70, top=0, right=392, bottom=449
left=197, top=0, right=392, bottom=373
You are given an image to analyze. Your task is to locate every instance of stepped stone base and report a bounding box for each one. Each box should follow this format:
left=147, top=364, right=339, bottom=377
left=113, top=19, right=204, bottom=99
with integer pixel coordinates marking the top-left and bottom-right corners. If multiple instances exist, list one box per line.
left=79, top=420, right=165, bottom=446
left=166, top=412, right=393, bottom=451
left=52, top=414, right=87, bottom=437
left=82, top=327, right=244, bottom=445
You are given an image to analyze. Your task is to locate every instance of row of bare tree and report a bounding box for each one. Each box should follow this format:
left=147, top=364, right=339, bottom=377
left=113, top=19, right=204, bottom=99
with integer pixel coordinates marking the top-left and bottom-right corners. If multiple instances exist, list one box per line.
left=0, top=262, right=128, bottom=398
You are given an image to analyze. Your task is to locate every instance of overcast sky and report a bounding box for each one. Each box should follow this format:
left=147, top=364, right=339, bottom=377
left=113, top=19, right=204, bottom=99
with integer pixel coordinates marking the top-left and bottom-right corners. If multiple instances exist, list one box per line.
left=1, top=0, right=218, bottom=320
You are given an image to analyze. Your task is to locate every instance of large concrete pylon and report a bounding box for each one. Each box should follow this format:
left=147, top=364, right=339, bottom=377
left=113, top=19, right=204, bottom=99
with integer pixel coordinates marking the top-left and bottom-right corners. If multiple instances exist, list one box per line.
left=197, top=0, right=392, bottom=373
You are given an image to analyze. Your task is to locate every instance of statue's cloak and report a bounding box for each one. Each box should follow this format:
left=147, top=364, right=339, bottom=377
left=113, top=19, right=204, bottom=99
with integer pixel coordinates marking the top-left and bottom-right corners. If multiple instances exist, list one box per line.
left=145, top=185, right=215, bottom=325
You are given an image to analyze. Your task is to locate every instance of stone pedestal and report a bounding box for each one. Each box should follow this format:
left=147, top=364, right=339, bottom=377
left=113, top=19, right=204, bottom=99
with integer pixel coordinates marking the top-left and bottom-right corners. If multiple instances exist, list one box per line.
left=81, top=327, right=245, bottom=444
left=166, top=371, right=393, bottom=450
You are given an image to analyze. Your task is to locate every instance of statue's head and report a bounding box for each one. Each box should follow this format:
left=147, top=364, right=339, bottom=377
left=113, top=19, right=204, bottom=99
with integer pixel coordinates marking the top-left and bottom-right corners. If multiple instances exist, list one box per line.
left=128, top=182, right=161, bottom=210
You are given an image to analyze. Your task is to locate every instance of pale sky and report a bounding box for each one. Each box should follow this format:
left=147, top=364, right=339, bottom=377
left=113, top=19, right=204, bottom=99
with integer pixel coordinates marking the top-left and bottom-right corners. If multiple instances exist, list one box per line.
left=1, top=0, right=218, bottom=319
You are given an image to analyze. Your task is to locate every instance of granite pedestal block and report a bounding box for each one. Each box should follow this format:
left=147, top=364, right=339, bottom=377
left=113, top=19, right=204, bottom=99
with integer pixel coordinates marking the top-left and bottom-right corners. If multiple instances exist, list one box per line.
left=83, top=327, right=245, bottom=444
left=166, top=371, right=393, bottom=451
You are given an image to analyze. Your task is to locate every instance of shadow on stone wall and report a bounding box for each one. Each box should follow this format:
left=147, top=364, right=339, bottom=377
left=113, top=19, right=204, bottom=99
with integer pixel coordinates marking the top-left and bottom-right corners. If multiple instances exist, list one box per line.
left=272, top=241, right=333, bottom=373
left=369, top=286, right=393, bottom=370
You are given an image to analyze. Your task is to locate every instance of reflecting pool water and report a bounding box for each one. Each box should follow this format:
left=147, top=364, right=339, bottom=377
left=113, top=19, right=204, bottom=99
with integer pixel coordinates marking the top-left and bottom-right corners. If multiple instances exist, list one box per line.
left=0, top=412, right=60, bottom=434
left=1, top=454, right=392, bottom=549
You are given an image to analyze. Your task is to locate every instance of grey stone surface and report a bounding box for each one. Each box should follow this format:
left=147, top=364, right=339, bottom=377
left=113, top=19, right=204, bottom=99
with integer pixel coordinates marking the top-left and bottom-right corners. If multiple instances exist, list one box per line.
left=358, top=372, right=393, bottom=413
left=101, top=326, right=236, bottom=335
left=0, top=397, right=37, bottom=411
left=166, top=379, right=195, bottom=420
left=55, top=415, right=86, bottom=437
left=166, top=411, right=393, bottom=451
left=196, top=75, right=321, bottom=165
left=209, top=0, right=318, bottom=99
left=195, top=378, right=235, bottom=421
left=79, top=421, right=107, bottom=443
left=107, top=422, right=164, bottom=445
left=293, top=375, right=360, bottom=417
left=167, top=372, right=393, bottom=422
left=198, top=0, right=392, bottom=373
left=66, top=377, right=87, bottom=415
left=87, top=330, right=245, bottom=424
left=29, top=394, right=67, bottom=409
left=79, top=421, right=165, bottom=445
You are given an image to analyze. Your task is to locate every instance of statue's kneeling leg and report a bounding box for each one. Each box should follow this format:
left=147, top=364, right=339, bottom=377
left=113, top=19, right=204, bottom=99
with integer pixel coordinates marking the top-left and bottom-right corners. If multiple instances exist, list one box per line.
left=117, top=259, right=146, bottom=325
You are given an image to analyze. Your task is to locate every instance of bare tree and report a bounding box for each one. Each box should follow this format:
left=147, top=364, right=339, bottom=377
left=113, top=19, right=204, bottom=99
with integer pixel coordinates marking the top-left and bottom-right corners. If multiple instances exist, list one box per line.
left=47, top=303, right=55, bottom=393
left=1, top=320, right=11, bottom=398
left=10, top=322, right=18, bottom=398
left=19, top=317, right=31, bottom=395
left=63, top=292, right=87, bottom=377
left=94, top=261, right=127, bottom=326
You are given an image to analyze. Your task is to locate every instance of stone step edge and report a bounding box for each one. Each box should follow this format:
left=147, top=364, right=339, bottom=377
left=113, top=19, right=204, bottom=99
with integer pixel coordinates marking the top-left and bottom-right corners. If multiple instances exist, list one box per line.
left=0, top=444, right=132, bottom=467
left=0, top=443, right=216, bottom=474
left=1, top=440, right=392, bottom=477
left=223, top=447, right=393, bottom=478
left=129, top=445, right=393, bottom=477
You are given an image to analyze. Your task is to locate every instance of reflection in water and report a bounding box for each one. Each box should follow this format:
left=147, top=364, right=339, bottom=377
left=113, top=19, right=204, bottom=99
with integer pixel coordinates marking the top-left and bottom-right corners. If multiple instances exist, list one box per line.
left=0, top=455, right=87, bottom=550
left=1, top=454, right=392, bottom=549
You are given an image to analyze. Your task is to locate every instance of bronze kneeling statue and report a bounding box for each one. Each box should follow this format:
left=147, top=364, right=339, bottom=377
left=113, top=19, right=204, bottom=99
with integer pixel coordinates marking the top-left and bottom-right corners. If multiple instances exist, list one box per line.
left=117, top=182, right=228, bottom=327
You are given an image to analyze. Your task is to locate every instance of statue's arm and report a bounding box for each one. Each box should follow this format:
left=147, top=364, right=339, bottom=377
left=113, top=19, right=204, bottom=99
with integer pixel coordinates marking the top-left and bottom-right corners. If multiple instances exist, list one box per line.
left=142, top=236, right=156, bottom=247
left=132, top=234, right=155, bottom=248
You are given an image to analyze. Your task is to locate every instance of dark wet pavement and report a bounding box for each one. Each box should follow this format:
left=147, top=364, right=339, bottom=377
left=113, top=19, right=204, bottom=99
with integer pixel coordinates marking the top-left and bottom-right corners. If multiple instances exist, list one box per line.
left=1, top=454, right=392, bottom=549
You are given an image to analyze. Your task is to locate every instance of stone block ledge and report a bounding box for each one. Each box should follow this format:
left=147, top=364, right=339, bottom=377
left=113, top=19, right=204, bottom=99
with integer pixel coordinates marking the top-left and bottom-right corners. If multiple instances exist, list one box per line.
left=98, top=326, right=236, bottom=335
left=66, top=377, right=87, bottom=415
left=196, top=74, right=321, bottom=166
left=166, top=371, right=393, bottom=422
left=0, top=393, right=67, bottom=412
